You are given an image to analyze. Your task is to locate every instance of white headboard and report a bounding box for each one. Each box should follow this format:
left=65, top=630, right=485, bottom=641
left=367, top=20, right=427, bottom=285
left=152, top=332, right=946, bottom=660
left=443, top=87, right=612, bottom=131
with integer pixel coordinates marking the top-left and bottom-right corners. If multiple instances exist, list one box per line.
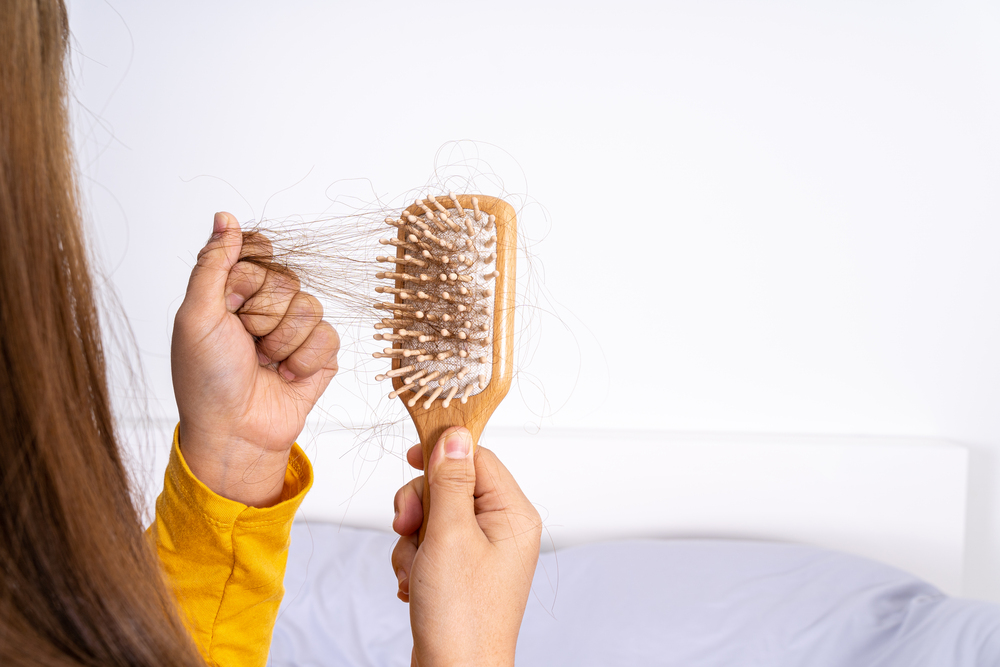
left=292, top=426, right=968, bottom=596
left=131, top=421, right=967, bottom=596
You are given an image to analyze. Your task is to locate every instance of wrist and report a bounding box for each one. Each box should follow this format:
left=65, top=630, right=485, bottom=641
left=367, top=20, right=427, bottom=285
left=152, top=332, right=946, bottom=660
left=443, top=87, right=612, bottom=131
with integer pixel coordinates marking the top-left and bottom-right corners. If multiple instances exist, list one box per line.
left=177, top=422, right=292, bottom=508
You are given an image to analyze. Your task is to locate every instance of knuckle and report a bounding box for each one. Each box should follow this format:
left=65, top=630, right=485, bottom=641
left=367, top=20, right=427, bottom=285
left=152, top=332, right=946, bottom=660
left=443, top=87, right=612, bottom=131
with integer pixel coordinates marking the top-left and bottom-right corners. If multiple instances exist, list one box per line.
left=315, top=321, right=340, bottom=351
left=393, top=486, right=405, bottom=515
left=430, top=469, right=474, bottom=496
left=276, top=269, right=301, bottom=292
left=195, top=245, right=212, bottom=263
left=528, top=508, right=543, bottom=537
left=405, top=477, right=424, bottom=506
left=390, top=543, right=403, bottom=571
left=230, top=260, right=265, bottom=285
left=530, top=504, right=542, bottom=526
left=299, top=292, right=323, bottom=319
left=240, top=311, right=280, bottom=338
left=240, top=232, right=273, bottom=259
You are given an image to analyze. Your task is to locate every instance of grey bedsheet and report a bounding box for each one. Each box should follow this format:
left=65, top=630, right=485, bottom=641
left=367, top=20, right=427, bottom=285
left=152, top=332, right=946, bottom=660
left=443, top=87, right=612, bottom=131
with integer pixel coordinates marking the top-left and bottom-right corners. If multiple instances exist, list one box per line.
left=270, top=524, right=1000, bottom=666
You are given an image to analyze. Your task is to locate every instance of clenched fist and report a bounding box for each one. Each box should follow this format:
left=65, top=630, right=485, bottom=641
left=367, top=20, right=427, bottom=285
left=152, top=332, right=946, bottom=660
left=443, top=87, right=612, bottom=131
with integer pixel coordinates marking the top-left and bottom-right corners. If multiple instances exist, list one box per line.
left=171, top=212, right=339, bottom=507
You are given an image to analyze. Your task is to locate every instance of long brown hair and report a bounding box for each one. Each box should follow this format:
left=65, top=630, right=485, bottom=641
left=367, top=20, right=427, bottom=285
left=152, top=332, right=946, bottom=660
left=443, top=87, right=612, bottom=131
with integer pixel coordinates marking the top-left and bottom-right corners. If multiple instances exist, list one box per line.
left=0, top=1, right=204, bottom=664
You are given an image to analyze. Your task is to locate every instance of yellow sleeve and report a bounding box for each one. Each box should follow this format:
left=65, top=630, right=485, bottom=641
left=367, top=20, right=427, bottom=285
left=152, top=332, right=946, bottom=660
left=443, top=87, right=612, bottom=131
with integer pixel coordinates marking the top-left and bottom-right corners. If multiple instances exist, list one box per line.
left=146, top=426, right=313, bottom=667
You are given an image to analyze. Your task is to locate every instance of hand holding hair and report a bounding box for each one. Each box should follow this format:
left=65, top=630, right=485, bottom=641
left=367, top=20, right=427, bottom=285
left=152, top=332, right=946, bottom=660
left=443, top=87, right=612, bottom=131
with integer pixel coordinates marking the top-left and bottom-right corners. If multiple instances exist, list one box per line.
left=391, top=427, right=542, bottom=667
left=171, top=212, right=340, bottom=507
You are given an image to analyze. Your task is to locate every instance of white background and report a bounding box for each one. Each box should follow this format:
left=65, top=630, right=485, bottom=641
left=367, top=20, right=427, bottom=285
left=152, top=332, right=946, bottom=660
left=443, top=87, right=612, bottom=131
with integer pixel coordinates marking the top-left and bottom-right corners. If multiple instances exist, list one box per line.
left=66, top=1, right=1000, bottom=600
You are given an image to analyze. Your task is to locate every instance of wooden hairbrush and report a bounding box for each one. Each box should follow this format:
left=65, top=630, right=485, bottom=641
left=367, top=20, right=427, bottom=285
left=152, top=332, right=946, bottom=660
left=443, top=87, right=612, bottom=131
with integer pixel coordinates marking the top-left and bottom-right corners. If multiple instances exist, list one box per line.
left=373, top=193, right=516, bottom=541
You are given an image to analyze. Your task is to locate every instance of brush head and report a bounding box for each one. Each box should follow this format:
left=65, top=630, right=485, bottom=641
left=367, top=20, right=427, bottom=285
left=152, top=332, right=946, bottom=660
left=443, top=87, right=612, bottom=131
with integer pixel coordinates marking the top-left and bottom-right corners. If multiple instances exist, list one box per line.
left=373, top=193, right=515, bottom=412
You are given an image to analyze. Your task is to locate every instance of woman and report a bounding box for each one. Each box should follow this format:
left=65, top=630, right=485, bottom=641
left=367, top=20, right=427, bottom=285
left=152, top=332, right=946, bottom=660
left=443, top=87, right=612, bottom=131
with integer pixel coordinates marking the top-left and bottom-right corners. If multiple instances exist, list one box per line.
left=0, top=1, right=540, bottom=665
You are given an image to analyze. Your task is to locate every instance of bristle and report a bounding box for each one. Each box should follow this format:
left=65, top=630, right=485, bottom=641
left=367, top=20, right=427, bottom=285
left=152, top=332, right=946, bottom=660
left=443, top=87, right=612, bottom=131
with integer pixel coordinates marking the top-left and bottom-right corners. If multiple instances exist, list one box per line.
left=377, top=255, right=428, bottom=268
left=442, top=385, right=459, bottom=408
left=374, top=286, right=411, bottom=297
left=405, top=368, right=428, bottom=384
left=428, top=195, right=461, bottom=231
left=448, top=192, right=464, bottom=216
left=376, top=271, right=417, bottom=281
left=428, top=194, right=448, bottom=215
left=383, top=317, right=414, bottom=325
left=408, top=384, right=431, bottom=407
left=418, top=371, right=441, bottom=386
left=374, top=195, right=502, bottom=408
left=389, top=381, right=417, bottom=399
left=373, top=347, right=427, bottom=358
left=416, top=199, right=440, bottom=224
left=423, top=386, right=445, bottom=409
left=375, top=317, right=414, bottom=329
left=380, top=237, right=420, bottom=251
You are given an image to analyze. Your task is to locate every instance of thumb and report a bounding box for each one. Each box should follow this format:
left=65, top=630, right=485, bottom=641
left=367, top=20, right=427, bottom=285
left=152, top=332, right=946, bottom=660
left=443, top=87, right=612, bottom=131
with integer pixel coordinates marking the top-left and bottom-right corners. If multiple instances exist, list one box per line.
left=184, top=212, right=243, bottom=310
left=425, top=427, right=477, bottom=535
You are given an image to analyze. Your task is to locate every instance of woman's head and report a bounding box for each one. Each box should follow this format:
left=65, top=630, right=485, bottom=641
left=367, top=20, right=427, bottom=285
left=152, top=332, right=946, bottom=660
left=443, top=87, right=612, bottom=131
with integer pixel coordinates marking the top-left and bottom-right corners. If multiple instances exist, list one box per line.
left=0, top=1, right=203, bottom=663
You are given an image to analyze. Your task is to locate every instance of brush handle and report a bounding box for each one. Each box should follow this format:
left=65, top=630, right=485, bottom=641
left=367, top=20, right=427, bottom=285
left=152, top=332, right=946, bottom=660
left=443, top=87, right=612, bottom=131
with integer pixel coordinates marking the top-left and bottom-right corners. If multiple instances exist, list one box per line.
left=410, top=402, right=496, bottom=544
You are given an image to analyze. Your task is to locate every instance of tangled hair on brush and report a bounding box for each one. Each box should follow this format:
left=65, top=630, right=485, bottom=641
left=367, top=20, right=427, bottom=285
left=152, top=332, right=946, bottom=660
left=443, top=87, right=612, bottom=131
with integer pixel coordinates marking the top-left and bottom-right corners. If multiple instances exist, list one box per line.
left=0, top=1, right=205, bottom=664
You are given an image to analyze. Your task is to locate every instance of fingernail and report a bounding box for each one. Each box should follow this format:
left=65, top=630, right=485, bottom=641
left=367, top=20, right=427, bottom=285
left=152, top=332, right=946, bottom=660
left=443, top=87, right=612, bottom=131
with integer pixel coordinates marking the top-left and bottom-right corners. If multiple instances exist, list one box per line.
left=396, top=568, right=407, bottom=588
left=226, top=292, right=245, bottom=312
left=444, top=430, right=472, bottom=459
left=279, top=365, right=296, bottom=382
left=257, top=350, right=270, bottom=366
left=213, top=212, right=228, bottom=235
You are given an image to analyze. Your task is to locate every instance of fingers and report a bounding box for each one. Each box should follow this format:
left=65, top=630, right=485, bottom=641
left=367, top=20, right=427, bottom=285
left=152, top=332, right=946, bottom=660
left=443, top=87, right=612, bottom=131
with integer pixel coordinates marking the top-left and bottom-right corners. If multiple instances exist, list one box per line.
left=222, top=232, right=273, bottom=312
left=406, top=444, right=423, bottom=470
left=184, top=212, right=243, bottom=313
left=238, top=267, right=301, bottom=337
left=276, top=320, right=339, bottom=382
left=391, top=533, right=418, bottom=602
left=390, top=476, right=425, bottom=602
left=392, top=476, right=424, bottom=537
left=472, top=445, right=542, bottom=549
left=471, top=445, right=528, bottom=514
left=425, top=427, right=479, bottom=538
left=257, top=292, right=324, bottom=364
left=238, top=231, right=274, bottom=263
left=224, top=261, right=267, bottom=313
